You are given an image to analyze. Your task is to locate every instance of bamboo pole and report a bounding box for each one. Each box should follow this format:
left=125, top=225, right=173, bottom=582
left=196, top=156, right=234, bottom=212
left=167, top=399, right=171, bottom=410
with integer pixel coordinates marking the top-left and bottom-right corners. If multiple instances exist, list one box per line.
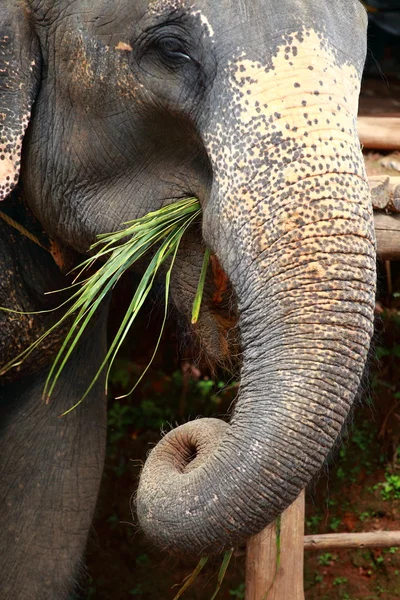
left=245, top=491, right=305, bottom=600
left=304, top=531, right=400, bottom=551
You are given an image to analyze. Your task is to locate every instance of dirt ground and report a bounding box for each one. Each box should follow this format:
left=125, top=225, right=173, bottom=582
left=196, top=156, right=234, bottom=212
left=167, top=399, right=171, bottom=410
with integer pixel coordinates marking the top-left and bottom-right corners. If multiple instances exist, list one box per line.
left=81, top=75, right=400, bottom=599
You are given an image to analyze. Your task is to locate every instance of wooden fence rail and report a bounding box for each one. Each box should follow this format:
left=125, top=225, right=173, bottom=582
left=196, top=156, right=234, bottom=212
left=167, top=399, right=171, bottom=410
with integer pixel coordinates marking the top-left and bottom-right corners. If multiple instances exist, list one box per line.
left=358, top=117, right=400, bottom=150
left=304, top=531, right=400, bottom=551
left=245, top=494, right=400, bottom=600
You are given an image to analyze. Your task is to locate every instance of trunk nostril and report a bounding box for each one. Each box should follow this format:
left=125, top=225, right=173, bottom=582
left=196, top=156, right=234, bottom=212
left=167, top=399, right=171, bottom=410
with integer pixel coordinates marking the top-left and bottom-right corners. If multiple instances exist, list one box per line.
left=182, top=444, right=198, bottom=473
left=172, top=437, right=198, bottom=473
left=161, top=420, right=228, bottom=474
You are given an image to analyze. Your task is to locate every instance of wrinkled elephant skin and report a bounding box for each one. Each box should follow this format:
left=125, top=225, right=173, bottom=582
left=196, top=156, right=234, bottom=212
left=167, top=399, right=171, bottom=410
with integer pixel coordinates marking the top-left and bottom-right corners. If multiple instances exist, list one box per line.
left=0, top=1, right=375, bottom=598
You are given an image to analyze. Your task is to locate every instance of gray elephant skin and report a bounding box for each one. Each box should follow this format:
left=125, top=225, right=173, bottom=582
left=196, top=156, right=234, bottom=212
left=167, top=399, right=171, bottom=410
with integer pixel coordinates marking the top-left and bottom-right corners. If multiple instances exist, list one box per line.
left=0, top=1, right=376, bottom=599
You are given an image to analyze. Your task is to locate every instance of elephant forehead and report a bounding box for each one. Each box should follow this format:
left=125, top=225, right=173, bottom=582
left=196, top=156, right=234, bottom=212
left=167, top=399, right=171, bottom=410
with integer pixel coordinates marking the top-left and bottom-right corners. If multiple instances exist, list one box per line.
left=202, top=27, right=372, bottom=273
left=231, top=34, right=361, bottom=125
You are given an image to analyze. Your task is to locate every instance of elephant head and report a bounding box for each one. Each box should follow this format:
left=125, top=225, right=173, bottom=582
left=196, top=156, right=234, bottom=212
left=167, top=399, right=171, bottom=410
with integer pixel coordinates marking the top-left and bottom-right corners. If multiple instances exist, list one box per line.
left=1, top=0, right=375, bottom=557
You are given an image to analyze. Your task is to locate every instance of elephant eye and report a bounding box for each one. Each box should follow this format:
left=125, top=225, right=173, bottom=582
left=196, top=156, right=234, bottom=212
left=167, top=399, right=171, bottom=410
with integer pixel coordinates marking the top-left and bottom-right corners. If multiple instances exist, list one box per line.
left=156, top=36, right=192, bottom=63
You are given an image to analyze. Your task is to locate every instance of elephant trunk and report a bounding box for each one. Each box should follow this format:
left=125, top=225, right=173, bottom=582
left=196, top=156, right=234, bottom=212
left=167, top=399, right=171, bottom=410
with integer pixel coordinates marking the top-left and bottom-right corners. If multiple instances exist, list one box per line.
left=136, top=222, right=375, bottom=555
left=136, top=27, right=376, bottom=556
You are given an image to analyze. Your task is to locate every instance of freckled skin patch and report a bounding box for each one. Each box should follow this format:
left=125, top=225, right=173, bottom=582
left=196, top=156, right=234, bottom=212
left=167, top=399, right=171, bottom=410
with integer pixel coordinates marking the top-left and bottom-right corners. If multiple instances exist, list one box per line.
left=115, top=41, right=133, bottom=51
left=0, top=26, right=37, bottom=200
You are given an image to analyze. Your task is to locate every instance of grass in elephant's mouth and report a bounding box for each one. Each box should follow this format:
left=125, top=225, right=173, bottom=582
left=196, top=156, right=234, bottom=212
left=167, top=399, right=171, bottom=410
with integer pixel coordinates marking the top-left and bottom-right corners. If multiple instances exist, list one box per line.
left=0, top=198, right=210, bottom=414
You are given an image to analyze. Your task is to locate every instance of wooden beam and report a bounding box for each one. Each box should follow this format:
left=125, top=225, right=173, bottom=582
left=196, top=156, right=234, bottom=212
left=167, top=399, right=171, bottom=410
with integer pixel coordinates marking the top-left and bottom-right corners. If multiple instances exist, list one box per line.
left=358, top=117, right=400, bottom=150
left=245, top=492, right=305, bottom=600
left=304, top=531, right=400, bottom=551
left=374, top=213, right=400, bottom=261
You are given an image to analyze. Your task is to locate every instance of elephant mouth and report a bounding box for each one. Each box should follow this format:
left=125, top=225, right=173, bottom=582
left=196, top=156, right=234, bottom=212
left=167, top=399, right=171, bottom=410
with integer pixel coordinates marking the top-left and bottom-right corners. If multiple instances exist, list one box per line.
left=189, top=253, right=241, bottom=374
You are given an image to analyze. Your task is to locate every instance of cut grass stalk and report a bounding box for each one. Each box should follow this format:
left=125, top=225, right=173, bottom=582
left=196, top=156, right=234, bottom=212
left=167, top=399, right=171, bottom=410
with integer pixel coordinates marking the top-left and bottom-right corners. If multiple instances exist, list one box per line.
left=171, top=549, right=234, bottom=600
left=59, top=214, right=199, bottom=415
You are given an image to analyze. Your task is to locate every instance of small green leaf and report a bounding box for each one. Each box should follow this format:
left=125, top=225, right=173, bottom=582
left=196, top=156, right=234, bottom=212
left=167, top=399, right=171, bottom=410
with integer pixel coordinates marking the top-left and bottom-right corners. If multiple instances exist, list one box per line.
left=191, top=247, right=211, bottom=324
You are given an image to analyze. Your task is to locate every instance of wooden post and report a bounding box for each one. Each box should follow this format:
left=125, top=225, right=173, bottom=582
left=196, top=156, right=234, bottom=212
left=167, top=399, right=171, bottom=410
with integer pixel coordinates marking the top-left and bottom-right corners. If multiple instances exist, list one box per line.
left=245, top=522, right=278, bottom=600
left=245, top=491, right=305, bottom=600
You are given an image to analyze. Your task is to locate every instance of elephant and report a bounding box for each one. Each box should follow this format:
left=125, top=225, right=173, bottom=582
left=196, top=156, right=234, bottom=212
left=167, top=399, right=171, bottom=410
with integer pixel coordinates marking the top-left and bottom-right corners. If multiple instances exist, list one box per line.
left=0, top=0, right=376, bottom=598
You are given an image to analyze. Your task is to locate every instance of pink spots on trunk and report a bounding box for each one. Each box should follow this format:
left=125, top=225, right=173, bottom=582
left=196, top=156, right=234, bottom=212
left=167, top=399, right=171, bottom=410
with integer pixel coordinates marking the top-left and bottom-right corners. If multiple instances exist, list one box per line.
left=0, top=111, right=30, bottom=200
left=0, top=152, right=19, bottom=200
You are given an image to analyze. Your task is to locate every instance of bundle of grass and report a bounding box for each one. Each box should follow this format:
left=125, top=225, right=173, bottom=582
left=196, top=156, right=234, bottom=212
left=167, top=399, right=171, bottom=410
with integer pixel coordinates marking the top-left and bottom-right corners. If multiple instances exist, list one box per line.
left=1, top=199, right=243, bottom=598
left=1, top=197, right=210, bottom=414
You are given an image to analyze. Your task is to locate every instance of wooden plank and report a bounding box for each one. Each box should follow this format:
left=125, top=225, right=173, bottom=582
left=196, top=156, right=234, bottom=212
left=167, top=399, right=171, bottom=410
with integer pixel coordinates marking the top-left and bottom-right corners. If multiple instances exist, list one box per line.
left=374, top=213, right=400, bottom=261
left=358, top=117, right=400, bottom=150
left=272, top=491, right=305, bottom=600
left=304, top=531, right=400, bottom=551
left=246, top=492, right=305, bottom=600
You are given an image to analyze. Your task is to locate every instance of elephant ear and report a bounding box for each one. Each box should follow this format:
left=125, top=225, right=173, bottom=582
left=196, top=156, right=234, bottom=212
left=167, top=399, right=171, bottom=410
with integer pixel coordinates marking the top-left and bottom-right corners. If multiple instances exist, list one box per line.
left=0, top=3, right=40, bottom=201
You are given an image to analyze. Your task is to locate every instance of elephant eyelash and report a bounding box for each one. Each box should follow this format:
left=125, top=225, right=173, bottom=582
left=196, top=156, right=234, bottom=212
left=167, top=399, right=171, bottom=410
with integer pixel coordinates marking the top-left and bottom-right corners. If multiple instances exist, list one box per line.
left=141, top=17, right=199, bottom=68
left=153, top=35, right=193, bottom=63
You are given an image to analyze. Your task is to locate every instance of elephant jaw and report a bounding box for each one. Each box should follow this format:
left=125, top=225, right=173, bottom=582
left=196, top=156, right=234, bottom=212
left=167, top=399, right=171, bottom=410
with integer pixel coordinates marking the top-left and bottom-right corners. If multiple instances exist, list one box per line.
left=136, top=26, right=376, bottom=556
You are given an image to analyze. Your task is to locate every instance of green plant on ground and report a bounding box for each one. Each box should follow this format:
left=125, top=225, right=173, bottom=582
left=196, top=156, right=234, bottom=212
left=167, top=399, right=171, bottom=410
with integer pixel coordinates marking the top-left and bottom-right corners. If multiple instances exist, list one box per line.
left=229, top=583, right=245, bottom=598
left=318, top=553, right=336, bottom=566
left=129, top=584, right=144, bottom=596
left=375, top=473, right=400, bottom=501
left=306, top=514, right=322, bottom=533
left=333, top=577, right=348, bottom=586
left=329, top=517, right=342, bottom=531
left=135, top=553, right=150, bottom=566
left=359, top=510, right=373, bottom=522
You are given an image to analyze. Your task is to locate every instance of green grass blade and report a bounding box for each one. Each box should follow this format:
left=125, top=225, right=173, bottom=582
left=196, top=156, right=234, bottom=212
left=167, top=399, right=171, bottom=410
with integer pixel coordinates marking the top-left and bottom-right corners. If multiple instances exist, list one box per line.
left=59, top=211, right=198, bottom=414
left=172, top=557, right=209, bottom=600
left=58, top=230, right=180, bottom=413
left=44, top=244, right=142, bottom=399
left=115, top=223, right=186, bottom=399
left=191, top=247, right=210, bottom=324
left=102, top=214, right=199, bottom=393
left=209, top=549, right=234, bottom=600
left=101, top=221, right=190, bottom=393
